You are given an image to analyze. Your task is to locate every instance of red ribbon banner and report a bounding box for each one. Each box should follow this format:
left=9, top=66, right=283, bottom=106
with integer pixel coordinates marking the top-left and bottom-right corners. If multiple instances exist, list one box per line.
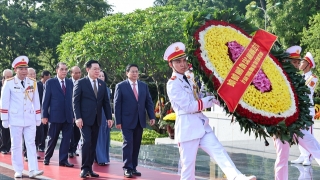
left=217, top=29, right=277, bottom=112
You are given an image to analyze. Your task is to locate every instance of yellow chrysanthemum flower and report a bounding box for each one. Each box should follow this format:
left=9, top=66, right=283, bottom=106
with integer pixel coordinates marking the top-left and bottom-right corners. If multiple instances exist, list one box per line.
left=201, top=26, right=293, bottom=115
left=163, top=113, right=176, bottom=121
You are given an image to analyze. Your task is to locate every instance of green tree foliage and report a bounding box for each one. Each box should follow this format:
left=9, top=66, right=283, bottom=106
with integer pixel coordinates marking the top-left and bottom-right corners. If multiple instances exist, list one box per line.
left=0, top=0, right=112, bottom=74
left=246, top=0, right=320, bottom=48
left=153, top=0, right=252, bottom=15
left=58, top=6, right=187, bottom=132
left=301, top=13, right=320, bottom=93
left=0, top=1, right=42, bottom=70
left=58, top=6, right=187, bottom=88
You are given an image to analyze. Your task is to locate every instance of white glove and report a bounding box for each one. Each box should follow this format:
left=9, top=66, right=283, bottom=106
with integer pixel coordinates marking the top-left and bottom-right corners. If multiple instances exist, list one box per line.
left=36, top=120, right=41, bottom=126
left=201, top=96, right=214, bottom=109
left=2, top=121, right=9, bottom=128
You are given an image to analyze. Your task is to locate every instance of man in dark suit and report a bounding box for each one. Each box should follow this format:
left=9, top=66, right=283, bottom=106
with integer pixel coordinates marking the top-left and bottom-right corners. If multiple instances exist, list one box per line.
left=114, top=64, right=155, bottom=178
left=68, top=66, right=81, bottom=158
left=42, top=62, right=74, bottom=167
left=73, top=60, right=113, bottom=178
left=38, top=70, right=51, bottom=152
left=0, top=69, right=13, bottom=154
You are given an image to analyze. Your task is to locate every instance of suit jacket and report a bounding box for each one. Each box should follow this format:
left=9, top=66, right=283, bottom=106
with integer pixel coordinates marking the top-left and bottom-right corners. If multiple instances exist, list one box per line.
left=37, top=81, right=44, bottom=105
left=41, top=77, right=73, bottom=123
left=73, top=76, right=112, bottom=126
left=114, top=80, right=155, bottom=129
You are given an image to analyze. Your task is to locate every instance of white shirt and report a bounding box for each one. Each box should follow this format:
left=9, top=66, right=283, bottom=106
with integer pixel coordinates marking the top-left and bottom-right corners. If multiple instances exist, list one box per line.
left=88, top=76, right=98, bottom=91
left=71, top=77, right=76, bottom=84
left=57, top=77, right=66, bottom=88
left=128, top=79, right=138, bottom=95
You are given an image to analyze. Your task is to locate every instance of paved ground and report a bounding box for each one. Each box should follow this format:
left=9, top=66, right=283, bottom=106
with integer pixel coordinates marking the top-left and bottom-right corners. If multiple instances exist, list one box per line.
left=0, top=137, right=319, bottom=179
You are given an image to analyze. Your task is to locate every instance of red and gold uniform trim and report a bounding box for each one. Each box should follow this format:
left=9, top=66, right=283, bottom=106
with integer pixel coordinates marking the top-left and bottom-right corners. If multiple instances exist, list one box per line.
left=197, top=99, right=203, bottom=111
left=0, top=109, right=8, bottom=113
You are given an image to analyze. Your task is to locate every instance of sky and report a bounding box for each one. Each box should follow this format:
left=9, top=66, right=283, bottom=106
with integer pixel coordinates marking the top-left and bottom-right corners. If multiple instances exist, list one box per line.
left=108, top=0, right=155, bottom=14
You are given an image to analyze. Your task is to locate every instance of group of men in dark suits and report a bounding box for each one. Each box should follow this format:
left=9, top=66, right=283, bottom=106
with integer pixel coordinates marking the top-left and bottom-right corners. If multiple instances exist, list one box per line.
left=1, top=59, right=157, bottom=179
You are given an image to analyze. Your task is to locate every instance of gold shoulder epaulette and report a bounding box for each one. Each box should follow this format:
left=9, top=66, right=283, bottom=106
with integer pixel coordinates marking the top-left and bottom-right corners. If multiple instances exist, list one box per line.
left=5, top=77, right=14, bottom=81
left=29, top=77, right=36, bottom=81
left=170, top=76, right=177, bottom=80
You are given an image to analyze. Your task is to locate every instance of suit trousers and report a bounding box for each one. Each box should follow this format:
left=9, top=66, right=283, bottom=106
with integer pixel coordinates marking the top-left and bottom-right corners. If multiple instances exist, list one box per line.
left=10, top=125, right=38, bottom=173
left=0, top=119, right=11, bottom=152
left=80, top=118, right=99, bottom=171
left=45, top=122, right=72, bottom=163
left=69, top=122, right=81, bottom=153
left=39, top=123, right=48, bottom=150
left=179, top=131, right=241, bottom=180
left=122, top=123, right=143, bottom=170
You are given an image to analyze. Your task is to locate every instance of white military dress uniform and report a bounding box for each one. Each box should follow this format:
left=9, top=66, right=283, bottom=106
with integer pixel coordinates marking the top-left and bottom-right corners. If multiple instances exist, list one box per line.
left=0, top=56, right=43, bottom=178
left=292, top=52, right=318, bottom=167
left=274, top=47, right=320, bottom=180
left=164, top=42, right=256, bottom=180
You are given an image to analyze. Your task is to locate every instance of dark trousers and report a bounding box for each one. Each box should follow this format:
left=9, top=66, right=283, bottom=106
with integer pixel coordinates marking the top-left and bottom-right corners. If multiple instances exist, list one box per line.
left=0, top=120, right=11, bottom=152
left=23, top=124, right=44, bottom=157
left=44, top=122, right=72, bottom=163
left=69, top=122, right=81, bottom=153
left=122, top=122, right=143, bottom=170
left=80, top=118, right=99, bottom=171
left=39, top=123, right=48, bottom=150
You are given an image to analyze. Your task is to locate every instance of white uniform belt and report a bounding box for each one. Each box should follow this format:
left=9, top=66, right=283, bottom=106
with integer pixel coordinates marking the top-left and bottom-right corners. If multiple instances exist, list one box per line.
left=177, top=110, right=201, bottom=115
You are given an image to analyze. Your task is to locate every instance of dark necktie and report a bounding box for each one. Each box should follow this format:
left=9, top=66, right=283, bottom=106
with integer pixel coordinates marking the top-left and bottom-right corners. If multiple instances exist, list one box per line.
left=21, top=81, right=25, bottom=88
left=183, top=75, right=190, bottom=86
left=61, top=80, right=66, bottom=95
left=93, top=80, right=98, bottom=98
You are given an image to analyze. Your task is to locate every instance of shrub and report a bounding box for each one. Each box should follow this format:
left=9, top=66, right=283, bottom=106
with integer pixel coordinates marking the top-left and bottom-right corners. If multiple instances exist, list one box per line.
left=110, top=128, right=167, bottom=145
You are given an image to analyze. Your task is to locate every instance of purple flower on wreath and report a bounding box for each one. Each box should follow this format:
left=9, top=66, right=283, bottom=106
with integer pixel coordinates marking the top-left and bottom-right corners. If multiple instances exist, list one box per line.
left=227, top=41, right=272, bottom=92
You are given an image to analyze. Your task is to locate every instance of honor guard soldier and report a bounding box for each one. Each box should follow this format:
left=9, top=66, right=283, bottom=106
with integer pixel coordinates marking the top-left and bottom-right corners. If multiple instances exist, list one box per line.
left=164, top=42, right=256, bottom=180
left=273, top=46, right=320, bottom=180
left=0, top=56, right=44, bottom=178
left=291, top=52, right=318, bottom=166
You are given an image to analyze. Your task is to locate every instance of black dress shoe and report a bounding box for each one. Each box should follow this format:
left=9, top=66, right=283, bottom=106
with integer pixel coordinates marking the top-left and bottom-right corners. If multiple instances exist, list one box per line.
left=59, top=162, right=74, bottom=167
left=80, top=170, right=89, bottom=178
left=68, top=153, right=74, bottom=158
left=43, top=160, right=50, bottom=165
left=37, top=155, right=41, bottom=159
left=132, top=169, right=141, bottom=176
left=38, top=148, right=45, bottom=152
left=75, top=152, right=79, bottom=156
left=124, top=169, right=133, bottom=178
left=88, top=171, right=99, bottom=177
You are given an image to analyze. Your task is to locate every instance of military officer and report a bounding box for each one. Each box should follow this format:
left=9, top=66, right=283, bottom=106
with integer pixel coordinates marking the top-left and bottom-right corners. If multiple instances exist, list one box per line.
left=273, top=46, right=320, bottom=180
left=0, top=56, right=44, bottom=178
left=164, top=42, right=256, bottom=180
left=291, top=52, right=318, bottom=166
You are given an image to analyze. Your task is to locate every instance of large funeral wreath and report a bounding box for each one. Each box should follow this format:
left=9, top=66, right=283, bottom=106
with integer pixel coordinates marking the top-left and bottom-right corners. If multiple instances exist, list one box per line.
left=184, top=10, right=313, bottom=144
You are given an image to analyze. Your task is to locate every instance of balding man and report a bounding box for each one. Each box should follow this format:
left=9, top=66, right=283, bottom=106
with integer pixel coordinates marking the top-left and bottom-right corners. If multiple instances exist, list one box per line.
left=68, top=66, right=82, bottom=158
left=0, top=69, right=13, bottom=154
